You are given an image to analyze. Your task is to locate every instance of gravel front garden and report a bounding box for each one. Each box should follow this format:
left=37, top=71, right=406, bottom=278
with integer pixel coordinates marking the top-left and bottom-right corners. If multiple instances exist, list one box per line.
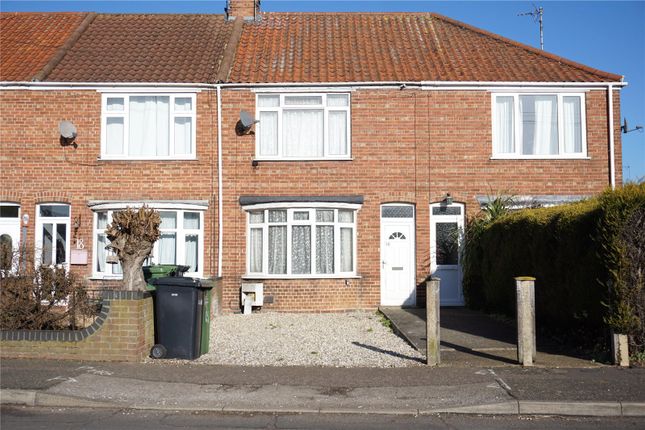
left=197, top=312, right=425, bottom=367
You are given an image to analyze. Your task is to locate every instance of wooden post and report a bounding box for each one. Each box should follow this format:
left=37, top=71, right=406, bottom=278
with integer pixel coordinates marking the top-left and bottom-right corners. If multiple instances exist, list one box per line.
left=426, top=277, right=441, bottom=366
left=611, top=332, right=630, bottom=367
left=515, top=277, right=536, bottom=366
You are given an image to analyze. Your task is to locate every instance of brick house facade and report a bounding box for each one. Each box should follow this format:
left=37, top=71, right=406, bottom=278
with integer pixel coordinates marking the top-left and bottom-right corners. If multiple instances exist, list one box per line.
left=0, top=5, right=624, bottom=313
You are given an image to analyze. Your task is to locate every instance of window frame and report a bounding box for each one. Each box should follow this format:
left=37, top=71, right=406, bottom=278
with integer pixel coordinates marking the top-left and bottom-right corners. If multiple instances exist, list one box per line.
left=254, top=93, right=352, bottom=161
left=35, top=203, right=71, bottom=268
left=491, top=92, right=588, bottom=159
left=100, top=93, right=197, bottom=160
left=0, top=202, right=21, bottom=273
left=91, top=207, right=204, bottom=279
left=244, top=204, right=359, bottom=279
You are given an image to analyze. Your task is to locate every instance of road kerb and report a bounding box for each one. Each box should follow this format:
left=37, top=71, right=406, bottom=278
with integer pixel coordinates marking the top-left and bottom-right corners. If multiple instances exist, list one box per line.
left=519, top=401, right=622, bottom=417
left=427, top=401, right=519, bottom=415
left=621, top=402, right=645, bottom=416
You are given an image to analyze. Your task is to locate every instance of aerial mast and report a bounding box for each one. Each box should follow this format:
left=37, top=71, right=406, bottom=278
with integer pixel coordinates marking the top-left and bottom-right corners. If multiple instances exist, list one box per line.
left=519, top=5, right=544, bottom=50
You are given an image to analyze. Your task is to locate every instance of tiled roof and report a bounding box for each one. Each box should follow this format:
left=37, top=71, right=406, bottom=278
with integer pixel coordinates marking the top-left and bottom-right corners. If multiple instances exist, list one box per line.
left=229, top=13, right=621, bottom=83
left=0, top=12, right=88, bottom=81
left=47, top=14, right=234, bottom=83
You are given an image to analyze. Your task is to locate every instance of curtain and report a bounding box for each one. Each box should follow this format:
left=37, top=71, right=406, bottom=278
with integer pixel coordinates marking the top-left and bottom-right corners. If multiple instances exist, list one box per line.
left=291, top=225, right=311, bottom=274
left=250, top=228, right=263, bottom=272
left=158, top=233, right=176, bottom=264
left=340, top=227, right=353, bottom=272
left=283, top=110, right=323, bottom=157
left=534, top=96, right=557, bottom=155
left=129, top=96, right=169, bottom=156
left=316, top=226, right=334, bottom=274
left=268, top=226, right=286, bottom=274
left=97, top=234, right=106, bottom=273
left=106, top=117, right=124, bottom=155
left=316, top=210, right=334, bottom=222
left=174, top=117, right=192, bottom=155
left=563, top=96, right=582, bottom=153
left=328, top=110, right=347, bottom=156
left=185, top=235, right=198, bottom=272
left=183, top=212, right=200, bottom=229
left=494, top=96, right=514, bottom=154
left=259, top=111, right=278, bottom=156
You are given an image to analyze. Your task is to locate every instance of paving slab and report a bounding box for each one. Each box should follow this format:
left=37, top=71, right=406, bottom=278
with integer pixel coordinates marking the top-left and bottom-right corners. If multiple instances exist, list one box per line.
left=379, top=306, right=601, bottom=367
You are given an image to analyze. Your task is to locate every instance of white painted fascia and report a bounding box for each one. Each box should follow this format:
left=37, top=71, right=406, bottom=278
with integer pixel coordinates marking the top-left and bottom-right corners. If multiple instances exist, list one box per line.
left=0, top=80, right=628, bottom=91
left=87, top=201, right=209, bottom=211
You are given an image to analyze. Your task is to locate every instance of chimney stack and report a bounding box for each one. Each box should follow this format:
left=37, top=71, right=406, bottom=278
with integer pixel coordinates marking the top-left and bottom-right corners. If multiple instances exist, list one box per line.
left=226, top=0, right=261, bottom=21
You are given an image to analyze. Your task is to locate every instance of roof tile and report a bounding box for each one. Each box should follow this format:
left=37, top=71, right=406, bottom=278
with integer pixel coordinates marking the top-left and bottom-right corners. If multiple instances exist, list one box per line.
left=0, top=12, right=87, bottom=81
left=47, top=14, right=234, bottom=83
left=229, top=13, right=621, bottom=83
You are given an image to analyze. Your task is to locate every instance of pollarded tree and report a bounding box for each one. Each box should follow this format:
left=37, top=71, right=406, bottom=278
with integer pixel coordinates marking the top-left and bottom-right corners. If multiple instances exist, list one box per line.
left=106, top=206, right=161, bottom=291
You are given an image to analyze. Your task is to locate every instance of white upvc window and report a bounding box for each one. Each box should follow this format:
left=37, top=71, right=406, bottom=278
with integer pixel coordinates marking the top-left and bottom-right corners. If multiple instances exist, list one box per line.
left=491, top=93, right=587, bottom=159
left=35, top=203, right=71, bottom=267
left=255, top=93, right=351, bottom=160
left=101, top=93, right=197, bottom=159
left=0, top=203, right=21, bottom=273
left=93, top=208, right=204, bottom=278
left=246, top=206, right=357, bottom=278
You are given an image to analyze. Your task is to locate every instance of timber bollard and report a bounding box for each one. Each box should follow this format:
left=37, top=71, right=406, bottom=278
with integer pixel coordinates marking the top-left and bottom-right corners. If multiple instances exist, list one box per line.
left=611, top=332, right=630, bottom=367
left=515, top=277, right=536, bottom=366
left=426, top=277, right=441, bottom=366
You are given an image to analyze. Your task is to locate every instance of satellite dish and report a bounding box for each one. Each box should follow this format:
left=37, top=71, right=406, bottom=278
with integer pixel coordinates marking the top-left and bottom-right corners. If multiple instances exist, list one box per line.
left=236, top=110, right=259, bottom=136
left=59, top=120, right=78, bottom=147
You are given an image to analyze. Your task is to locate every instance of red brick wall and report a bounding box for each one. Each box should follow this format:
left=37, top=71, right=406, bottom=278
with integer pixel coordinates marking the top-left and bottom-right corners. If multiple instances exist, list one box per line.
left=0, top=87, right=622, bottom=310
left=0, top=89, right=219, bottom=284
left=219, top=88, right=621, bottom=312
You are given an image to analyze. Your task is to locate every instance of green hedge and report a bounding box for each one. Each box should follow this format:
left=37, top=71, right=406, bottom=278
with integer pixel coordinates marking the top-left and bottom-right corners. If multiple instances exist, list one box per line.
left=463, top=184, right=645, bottom=339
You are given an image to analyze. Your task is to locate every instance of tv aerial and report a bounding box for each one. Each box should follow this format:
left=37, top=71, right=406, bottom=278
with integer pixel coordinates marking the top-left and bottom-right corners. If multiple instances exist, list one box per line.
left=519, top=4, right=544, bottom=50
left=58, top=120, right=78, bottom=148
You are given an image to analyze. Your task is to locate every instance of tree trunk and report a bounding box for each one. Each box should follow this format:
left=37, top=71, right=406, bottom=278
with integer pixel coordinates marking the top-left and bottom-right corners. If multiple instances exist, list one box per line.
left=117, top=240, right=154, bottom=292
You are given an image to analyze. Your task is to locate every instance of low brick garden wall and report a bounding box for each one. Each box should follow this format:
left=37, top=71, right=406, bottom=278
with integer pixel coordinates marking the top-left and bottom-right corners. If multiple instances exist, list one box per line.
left=0, top=291, right=154, bottom=362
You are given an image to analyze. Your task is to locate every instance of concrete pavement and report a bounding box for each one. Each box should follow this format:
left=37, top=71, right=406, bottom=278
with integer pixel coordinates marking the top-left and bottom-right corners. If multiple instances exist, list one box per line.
left=1, top=359, right=644, bottom=417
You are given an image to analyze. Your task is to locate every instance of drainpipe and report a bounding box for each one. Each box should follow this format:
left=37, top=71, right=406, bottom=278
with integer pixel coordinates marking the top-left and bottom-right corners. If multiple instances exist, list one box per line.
left=217, top=85, right=223, bottom=277
left=608, top=83, right=616, bottom=189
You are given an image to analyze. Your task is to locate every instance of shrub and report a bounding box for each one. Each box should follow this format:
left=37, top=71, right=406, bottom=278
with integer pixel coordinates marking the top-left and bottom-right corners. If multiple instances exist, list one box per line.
left=462, top=184, right=645, bottom=349
left=0, top=260, right=98, bottom=330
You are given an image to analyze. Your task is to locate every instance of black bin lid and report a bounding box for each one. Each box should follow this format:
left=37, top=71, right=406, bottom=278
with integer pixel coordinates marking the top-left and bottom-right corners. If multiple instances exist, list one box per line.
left=152, top=276, right=202, bottom=288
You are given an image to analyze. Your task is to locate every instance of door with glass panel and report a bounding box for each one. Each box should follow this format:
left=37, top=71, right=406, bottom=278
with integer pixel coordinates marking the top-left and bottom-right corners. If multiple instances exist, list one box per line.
left=430, top=203, right=464, bottom=306
left=380, top=204, right=416, bottom=306
left=35, top=204, right=71, bottom=267
left=0, top=203, right=21, bottom=272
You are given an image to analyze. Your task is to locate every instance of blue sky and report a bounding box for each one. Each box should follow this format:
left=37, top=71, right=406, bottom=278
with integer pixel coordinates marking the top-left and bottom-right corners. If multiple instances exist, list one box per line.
left=2, top=1, right=644, bottom=182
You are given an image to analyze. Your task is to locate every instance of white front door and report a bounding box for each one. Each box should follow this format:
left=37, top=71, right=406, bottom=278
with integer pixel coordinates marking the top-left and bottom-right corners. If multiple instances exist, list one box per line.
left=0, top=203, right=21, bottom=272
left=380, top=204, right=416, bottom=306
left=430, top=203, right=464, bottom=306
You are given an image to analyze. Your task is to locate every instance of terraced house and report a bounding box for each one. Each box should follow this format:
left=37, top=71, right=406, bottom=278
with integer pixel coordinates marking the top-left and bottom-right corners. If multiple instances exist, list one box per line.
left=0, top=0, right=624, bottom=313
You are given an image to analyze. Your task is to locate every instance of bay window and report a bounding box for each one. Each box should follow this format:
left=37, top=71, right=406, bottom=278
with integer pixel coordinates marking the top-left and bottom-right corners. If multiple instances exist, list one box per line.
left=93, top=208, right=204, bottom=278
left=101, top=93, right=196, bottom=159
left=255, top=93, right=351, bottom=160
left=492, top=93, right=586, bottom=158
left=246, top=207, right=357, bottom=277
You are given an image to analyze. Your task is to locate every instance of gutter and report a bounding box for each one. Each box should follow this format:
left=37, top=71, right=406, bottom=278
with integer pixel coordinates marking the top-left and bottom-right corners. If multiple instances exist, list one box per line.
left=0, top=80, right=629, bottom=90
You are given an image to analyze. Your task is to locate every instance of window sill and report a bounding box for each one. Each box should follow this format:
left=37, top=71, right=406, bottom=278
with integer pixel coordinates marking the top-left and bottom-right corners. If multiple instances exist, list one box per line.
left=88, top=275, right=123, bottom=281
left=490, top=155, right=591, bottom=160
left=98, top=157, right=198, bottom=162
left=253, top=157, right=354, bottom=162
left=242, top=274, right=362, bottom=280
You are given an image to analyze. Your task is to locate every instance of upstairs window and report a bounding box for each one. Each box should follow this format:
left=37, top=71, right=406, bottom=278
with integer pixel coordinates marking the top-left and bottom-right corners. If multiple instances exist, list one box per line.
left=256, top=93, right=351, bottom=160
left=492, top=93, right=586, bottom=158
left=101, top=94, right=196, bottom=159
